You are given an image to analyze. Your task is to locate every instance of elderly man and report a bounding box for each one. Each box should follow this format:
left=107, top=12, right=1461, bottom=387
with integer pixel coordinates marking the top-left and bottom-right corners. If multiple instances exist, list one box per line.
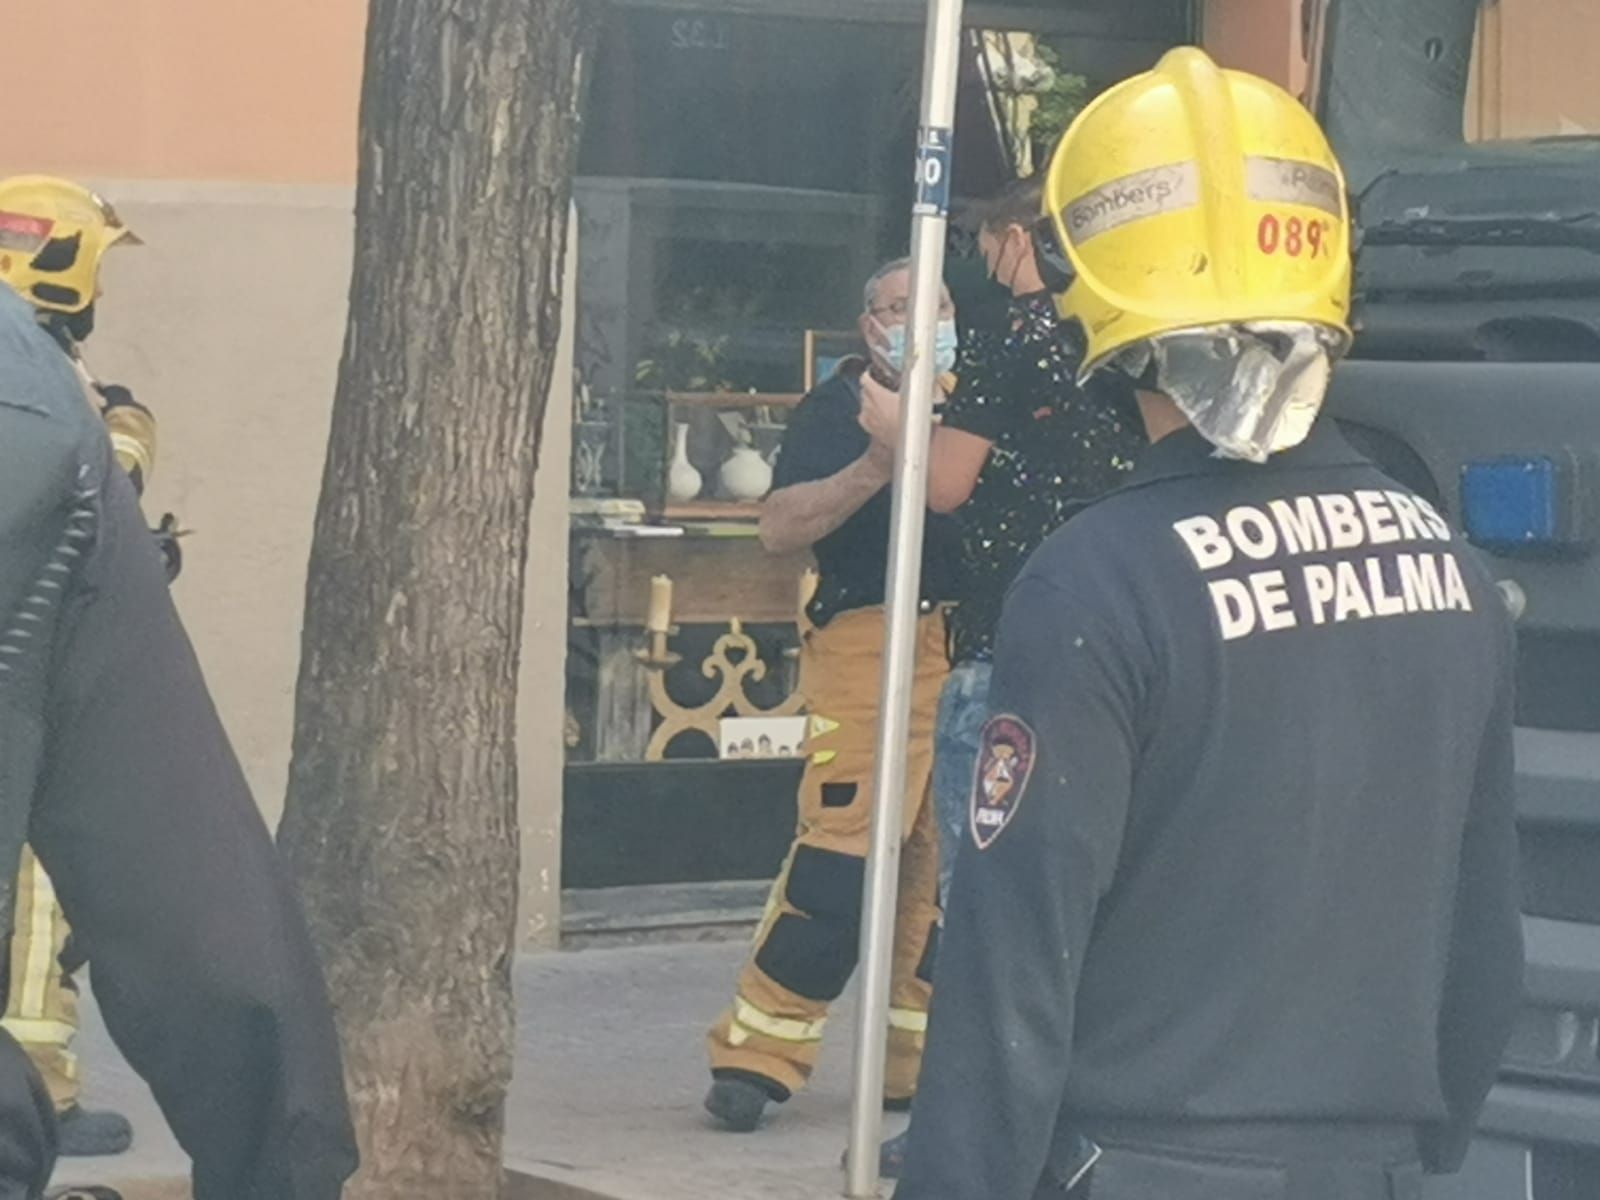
left=704, top=259, right=961, bottom=1132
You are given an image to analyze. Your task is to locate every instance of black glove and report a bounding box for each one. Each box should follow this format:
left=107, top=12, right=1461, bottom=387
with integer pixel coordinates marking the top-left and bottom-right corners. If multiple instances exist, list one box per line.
left=151, top=513, right=184, bottom=583
left=93, top=382, right=140, bottom=412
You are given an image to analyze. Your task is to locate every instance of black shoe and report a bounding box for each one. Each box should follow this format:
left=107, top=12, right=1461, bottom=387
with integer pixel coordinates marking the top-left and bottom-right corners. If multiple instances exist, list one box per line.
left=880, top=1128, right=910, bottom=1179
left=837, top=1129, right=913, bottom=1178
left=704, top=1077, right=773, bottom=1133
left=55, top=1105, right=133, bottom=1157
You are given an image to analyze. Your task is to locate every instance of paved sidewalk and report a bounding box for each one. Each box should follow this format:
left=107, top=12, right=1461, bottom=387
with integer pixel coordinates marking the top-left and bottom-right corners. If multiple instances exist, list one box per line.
left=54, top=941, right=900, bottom=1199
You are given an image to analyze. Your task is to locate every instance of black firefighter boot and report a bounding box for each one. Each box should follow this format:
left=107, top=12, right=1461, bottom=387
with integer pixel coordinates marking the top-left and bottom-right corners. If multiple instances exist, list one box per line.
left=704, top=1071, right=788, bottom=1133
left=54, top=1106, right=132, bottom=1158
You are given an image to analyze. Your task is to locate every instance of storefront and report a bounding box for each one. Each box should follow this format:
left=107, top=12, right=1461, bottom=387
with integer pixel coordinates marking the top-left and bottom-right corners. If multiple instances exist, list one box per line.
left=560, top=0, right=1197, bottom=916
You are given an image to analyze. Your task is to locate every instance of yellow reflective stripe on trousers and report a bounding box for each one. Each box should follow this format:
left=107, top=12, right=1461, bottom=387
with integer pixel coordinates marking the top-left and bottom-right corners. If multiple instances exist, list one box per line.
left=888, top=1007, right=928, bottom=1034
left=0, top=1017, right=75, bottom=1048
left=733, top=998, right=827, bottom=1044
left=19, top=861, right=57, bottom=1018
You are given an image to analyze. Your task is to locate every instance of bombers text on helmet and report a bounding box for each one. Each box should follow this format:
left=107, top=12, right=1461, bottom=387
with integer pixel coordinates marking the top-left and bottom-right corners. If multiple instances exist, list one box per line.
left=1039, top=47, right=1352, bottom=376
left=0, top=176, right=141, bottom=317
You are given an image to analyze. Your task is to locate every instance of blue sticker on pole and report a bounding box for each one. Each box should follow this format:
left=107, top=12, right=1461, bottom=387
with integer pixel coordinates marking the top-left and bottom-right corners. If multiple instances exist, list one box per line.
left=913, top=126, right=954, bottom=217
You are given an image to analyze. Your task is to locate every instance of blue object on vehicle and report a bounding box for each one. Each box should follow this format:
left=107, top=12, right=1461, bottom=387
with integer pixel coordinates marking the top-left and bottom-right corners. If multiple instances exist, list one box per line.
left=1460, top=455, right=1563, bottom=549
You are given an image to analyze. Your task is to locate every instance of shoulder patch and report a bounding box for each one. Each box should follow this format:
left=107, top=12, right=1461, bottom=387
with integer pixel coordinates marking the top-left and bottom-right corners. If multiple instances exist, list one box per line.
left=970, top=714, right=1037, bottom=851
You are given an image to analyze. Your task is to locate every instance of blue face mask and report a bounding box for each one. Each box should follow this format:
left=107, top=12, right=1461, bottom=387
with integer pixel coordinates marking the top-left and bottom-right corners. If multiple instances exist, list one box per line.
left=878, top=318, right=960, bottom=376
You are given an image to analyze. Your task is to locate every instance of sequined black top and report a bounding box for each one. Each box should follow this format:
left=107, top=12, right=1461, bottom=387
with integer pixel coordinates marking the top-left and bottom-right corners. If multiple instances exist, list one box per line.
left=942, top=292, right=1145, bottom=662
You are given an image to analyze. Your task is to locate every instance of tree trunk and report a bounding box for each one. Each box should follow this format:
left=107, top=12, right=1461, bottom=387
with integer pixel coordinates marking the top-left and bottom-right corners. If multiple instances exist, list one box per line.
left=278, top=3, right=589, bottom=1197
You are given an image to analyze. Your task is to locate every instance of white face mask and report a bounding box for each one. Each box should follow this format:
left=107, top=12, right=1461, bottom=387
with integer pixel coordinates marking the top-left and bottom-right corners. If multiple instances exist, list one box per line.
left=1107, top=321, right=1347, bottom=463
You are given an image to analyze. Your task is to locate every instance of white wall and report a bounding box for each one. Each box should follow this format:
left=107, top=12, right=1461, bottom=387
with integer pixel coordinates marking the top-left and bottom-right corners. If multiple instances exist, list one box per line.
left=80, top=181, right=571, bottom=944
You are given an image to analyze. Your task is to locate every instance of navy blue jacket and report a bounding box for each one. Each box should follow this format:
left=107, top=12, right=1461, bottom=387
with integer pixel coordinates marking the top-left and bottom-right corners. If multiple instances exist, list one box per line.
left=895, top=421, right=1523, bottom=1199
left=0, top=285, right=356, bottom=1197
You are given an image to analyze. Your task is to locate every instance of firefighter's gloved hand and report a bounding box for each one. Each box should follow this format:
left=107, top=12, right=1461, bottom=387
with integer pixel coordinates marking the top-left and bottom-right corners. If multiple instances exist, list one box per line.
left=151, top=513, right=184, bottom=583
left=94, top=383, right=157, bottom=496
left=92, top=382, right=138, bottom=411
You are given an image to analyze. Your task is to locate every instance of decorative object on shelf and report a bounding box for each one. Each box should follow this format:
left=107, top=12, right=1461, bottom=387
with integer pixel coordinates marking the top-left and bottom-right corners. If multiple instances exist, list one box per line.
left=719, top=445, right=772, bottom=501
left=797, top=567, right=818, bottom=624
left=783, top=567, right=818, bottom=676
left=571, top=376, right=613, bottom=497
left=646, top=573, right=674, bottom=634
left=667, top=421, right=703, bottom=502
left=714, top=412, right=772, bottom=501
left=657, top=392, right=801, bottom=519
left=573, top=424, right=609, bottom=495
left=719, top=715, right=807, bottom=759
left=569, top=496, right=648, bottom=522
left=634, top=574, right=806, bottom=761
left=803, top=329, right=863, bottom=392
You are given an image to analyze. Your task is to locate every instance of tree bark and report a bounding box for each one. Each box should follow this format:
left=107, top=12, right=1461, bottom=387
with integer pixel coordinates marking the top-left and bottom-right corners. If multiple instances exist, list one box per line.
left=278, top=3, right=590, bottom=1196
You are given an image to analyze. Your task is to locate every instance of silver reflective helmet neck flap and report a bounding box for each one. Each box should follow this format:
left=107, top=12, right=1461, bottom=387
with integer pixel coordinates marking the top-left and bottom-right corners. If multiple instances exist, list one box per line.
left=1109, top=321, right=1349, bottom=463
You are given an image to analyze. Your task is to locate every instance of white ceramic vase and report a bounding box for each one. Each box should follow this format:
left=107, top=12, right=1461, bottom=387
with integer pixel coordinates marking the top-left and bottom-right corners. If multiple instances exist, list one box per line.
left=667, top=422, right=702, bottom=502
left=720, top=445, right=773, bottom=501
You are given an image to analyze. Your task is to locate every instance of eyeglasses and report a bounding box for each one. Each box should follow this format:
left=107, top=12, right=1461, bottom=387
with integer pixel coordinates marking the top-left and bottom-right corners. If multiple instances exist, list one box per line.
left=868, top=297, right=956, bottom=321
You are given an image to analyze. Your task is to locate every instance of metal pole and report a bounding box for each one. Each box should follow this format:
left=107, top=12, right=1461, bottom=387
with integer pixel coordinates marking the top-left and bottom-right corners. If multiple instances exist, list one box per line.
left=844, top=0, right=965, bottom=1193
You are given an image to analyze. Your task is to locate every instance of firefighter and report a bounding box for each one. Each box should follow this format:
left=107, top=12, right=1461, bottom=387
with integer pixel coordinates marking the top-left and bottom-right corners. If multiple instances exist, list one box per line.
left=894, top=49, right=1522, bottom=1199
left=0, top=283, right=356, bottom=1195
left=0, top=179, right=157, bottom=497
left=0, top=179, right=176, bottom=581
left=0, top=176, right=166, bottom=1158
left=703, top=259, right=961, bottom=1132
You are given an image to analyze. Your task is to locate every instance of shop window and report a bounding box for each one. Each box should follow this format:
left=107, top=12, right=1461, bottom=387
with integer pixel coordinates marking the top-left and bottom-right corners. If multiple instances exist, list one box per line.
left=563, top=3, right=1185, bottom=799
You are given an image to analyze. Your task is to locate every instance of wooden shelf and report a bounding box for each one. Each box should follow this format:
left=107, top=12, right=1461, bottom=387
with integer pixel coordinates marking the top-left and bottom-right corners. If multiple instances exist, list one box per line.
left=571, top=613, right=796, bottom=630
left=664, top=391, right=804, bottom=409
left=572, top=535, right=813, bottom=627
left=663, top=500, right=764, bottom=521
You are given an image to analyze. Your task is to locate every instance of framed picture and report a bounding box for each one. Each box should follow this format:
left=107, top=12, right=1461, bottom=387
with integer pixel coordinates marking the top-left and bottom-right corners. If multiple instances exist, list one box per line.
left=719, top=715, right=809, bottom=761
left=804, top=329, right=862, bottom=392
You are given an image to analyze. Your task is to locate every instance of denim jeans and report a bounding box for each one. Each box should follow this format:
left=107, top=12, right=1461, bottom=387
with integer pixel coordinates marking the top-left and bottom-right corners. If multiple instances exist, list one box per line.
left=932, top=660, right=992, bottom=906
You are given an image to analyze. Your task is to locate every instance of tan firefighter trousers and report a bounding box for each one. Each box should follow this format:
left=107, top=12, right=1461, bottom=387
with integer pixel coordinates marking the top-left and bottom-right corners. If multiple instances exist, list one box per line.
left=3, top=848, right=78, bottom=1113
left=708, top=605, right=948, bottom=1103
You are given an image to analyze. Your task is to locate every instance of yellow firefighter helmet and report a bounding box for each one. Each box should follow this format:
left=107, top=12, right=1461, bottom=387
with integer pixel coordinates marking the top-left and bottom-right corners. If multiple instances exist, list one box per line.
left=1038, top=47, right=1352, bottom=376
left=0, top=175, right=141, bottom=317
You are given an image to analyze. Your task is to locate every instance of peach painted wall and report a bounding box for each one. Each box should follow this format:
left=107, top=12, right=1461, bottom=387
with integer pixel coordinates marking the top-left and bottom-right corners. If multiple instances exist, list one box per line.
left=1203, top=0, right=1306, bottom=94
left=1469, top=0, right=1600, bottom=140
left=0, top=0, right=365, bottom=184
left=2, top=0, right=1313, bottom=184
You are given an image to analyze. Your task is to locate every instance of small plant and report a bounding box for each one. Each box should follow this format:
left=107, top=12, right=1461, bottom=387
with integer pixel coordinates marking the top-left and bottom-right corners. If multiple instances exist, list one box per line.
left=1026, top=44, right=1092, bottom=166
left=634, top=328, right=735, bottom=393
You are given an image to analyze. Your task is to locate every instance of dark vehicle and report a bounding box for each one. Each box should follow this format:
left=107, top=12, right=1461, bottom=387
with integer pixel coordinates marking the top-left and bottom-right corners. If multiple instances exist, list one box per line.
left=1317, top=2, right=1600, bottom=1196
